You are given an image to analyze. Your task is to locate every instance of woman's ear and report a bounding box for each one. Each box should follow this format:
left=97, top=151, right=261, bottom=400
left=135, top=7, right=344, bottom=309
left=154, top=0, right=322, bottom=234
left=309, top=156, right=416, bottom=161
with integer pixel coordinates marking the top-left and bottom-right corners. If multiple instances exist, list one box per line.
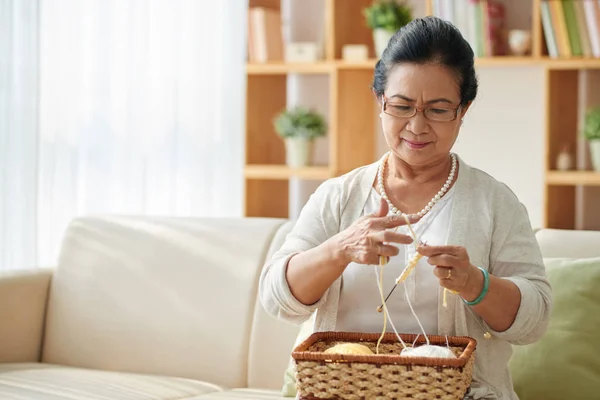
left=374, top=91, right=385, bottom=118
left=373, top=90, right=384, bottom=114
left=460, top=101, right=472, bottom=117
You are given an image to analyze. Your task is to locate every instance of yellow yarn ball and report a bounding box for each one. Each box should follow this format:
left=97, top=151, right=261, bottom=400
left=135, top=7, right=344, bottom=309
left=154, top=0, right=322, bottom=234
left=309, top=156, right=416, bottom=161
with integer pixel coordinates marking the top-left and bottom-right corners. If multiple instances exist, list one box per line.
left=323, top=343, right=374, bottom=355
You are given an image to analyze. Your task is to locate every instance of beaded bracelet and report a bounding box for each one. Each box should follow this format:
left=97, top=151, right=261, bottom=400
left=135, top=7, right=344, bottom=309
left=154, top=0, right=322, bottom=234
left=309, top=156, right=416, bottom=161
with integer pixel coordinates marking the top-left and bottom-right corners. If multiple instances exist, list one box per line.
left=462, top=266, right=490, bottom=306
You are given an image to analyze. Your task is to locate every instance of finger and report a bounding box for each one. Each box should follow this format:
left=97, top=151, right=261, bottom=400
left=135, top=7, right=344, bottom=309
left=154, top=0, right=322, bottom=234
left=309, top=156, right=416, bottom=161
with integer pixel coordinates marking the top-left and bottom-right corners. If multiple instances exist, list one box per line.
left=371, top=230, right=413, bottom=245
left=378, top=244, right=400, bottom=257
left=370, top=197, right=389, bottom=218
left=427, top=254, right=459, bottom=268
left=362, top=253, right=381, bottom=266
left=439, top=278, right=456, bottom=290
left=370, top=214, right=420, bottom=230
left=417, top=245, right=461, bottom=257
left=434, top=266, right=453, bottom=280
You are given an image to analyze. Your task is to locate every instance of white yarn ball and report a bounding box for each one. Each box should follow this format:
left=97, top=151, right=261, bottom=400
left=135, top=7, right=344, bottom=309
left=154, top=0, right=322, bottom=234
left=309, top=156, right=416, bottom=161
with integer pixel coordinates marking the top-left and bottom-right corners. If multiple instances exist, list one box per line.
left=400, top=344, right=456, bottom=359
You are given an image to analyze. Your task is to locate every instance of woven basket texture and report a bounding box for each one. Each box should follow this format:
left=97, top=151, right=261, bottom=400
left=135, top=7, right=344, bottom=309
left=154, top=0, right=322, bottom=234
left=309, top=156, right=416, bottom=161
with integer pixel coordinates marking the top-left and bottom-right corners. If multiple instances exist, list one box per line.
left=292, top=331, right=477, bottom=400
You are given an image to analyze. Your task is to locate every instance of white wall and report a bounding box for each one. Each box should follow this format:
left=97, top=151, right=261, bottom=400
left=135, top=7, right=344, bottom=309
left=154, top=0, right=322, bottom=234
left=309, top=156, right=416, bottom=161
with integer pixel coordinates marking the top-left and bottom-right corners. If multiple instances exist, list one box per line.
left=285, top=0, right=547, bottom=228
left=451, top=67, right=546, bottom=227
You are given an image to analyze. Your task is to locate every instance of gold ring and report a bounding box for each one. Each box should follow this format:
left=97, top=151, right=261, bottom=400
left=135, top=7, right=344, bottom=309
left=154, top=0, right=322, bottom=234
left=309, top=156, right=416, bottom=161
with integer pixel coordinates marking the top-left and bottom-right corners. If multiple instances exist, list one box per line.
left=446, top=269, right=452, bottom=279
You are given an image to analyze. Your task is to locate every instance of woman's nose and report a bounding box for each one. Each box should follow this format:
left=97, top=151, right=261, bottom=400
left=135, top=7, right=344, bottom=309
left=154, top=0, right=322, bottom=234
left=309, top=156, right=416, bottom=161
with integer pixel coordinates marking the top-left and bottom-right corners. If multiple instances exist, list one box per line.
left=405, top=112, right=429, bottom=135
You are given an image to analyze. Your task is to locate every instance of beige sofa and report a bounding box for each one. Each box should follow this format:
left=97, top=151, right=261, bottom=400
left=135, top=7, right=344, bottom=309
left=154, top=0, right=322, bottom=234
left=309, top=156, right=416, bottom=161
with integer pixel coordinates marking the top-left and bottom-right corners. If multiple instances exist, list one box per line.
left=0, top=216, right=599, bottom=399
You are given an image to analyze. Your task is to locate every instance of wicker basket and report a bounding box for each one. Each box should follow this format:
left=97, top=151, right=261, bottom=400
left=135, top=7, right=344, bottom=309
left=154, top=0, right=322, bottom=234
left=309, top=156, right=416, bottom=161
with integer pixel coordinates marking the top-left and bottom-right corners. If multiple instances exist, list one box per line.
left=291, top=331, right=477, bottom=400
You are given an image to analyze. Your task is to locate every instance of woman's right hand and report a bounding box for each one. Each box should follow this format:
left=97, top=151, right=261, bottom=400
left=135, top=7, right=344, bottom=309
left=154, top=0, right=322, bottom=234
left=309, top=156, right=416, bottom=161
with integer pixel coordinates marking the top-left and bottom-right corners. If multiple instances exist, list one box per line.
left=329, top=197, right=416, bottom=266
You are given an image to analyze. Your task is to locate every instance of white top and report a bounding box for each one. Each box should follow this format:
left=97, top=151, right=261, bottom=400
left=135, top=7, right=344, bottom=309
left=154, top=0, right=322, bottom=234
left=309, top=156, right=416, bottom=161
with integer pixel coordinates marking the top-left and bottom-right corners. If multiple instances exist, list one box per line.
left=336, top=186, right=455, bottom=335
left=259, top=153, right=552, bottom=400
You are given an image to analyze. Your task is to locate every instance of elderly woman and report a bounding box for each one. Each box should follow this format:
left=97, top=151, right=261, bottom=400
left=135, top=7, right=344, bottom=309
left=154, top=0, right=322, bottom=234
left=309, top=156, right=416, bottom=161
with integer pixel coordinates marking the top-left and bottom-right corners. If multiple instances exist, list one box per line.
left=259, top=16, right=551, bottom=400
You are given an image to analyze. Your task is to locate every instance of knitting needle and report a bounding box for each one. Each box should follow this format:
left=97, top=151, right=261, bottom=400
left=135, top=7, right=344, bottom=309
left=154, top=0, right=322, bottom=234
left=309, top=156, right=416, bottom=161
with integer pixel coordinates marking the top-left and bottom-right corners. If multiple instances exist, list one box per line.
left=376, top=240, right=426, bottom=313
left=376, top=214, right=424, bottom=313
left=377, top=284, right=398, bottom=313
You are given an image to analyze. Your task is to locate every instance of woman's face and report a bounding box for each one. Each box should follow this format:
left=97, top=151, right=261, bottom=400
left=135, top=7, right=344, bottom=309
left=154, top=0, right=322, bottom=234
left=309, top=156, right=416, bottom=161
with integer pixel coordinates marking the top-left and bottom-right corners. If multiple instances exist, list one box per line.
left=379, top=62, right=469, bottom=168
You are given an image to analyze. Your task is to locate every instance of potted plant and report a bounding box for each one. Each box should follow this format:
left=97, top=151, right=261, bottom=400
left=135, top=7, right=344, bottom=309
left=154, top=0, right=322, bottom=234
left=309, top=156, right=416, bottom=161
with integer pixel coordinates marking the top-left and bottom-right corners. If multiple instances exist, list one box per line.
left=274, top=106, right=327, bottom=168
left=363, top=0, right=412, bottom=57
left=584, top=106, right=600, bottom=172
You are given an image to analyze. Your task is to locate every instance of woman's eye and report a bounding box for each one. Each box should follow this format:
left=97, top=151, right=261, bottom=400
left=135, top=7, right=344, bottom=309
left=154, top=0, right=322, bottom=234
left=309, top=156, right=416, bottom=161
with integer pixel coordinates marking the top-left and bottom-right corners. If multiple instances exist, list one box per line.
left=392, top=105, right=412, bottom=111
left=430, top=108, right=450, bottom=114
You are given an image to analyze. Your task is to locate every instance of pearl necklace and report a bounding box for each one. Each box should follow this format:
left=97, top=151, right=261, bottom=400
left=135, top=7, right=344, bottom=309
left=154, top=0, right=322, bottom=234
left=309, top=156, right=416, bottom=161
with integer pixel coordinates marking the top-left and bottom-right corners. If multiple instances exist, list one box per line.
left=377, top=152, right=457, bottom=218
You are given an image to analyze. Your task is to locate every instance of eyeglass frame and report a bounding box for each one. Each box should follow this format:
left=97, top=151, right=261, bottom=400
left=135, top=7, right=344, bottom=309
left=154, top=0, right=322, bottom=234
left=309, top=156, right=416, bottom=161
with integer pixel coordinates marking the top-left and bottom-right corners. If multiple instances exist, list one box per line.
left=380, top=94, right=463, bottom=122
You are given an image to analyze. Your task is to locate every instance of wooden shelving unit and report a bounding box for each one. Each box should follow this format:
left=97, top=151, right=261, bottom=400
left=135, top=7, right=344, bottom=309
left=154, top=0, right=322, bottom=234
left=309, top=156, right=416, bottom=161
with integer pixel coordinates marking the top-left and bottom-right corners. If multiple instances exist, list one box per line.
left=244, top=0, right=600, bottom=225
left=544, top=58, right=600, bottom=70
left=546, top=171, right=600, bottom=186
left=244, top=165, right=333, bottom=180
left=544, top=66, right=600, bottom=229
left=247, top=57, right=600, bottom=74
left=535, top=0, right=600, bottom=230
left=246, top=62, right=334, bottom=75
left=244, top=0, right=377, bottom=218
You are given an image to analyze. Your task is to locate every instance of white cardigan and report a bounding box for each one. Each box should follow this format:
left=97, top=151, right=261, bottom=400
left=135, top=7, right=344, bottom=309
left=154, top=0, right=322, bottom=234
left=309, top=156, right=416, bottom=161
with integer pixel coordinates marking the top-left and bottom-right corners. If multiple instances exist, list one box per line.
left=259, top=154, right=552, bottom=400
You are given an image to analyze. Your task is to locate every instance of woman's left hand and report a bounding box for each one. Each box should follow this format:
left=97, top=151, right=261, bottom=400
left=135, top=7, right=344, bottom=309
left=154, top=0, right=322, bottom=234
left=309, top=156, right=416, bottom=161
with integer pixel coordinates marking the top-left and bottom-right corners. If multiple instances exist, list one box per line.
left=416, top=244, right=482, bottom=296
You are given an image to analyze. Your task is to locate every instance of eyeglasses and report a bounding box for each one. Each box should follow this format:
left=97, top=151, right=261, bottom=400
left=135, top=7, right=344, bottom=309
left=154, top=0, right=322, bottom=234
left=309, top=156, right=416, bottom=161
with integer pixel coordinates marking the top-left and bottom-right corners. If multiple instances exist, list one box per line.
left=381, top=95, right=461, bottom=122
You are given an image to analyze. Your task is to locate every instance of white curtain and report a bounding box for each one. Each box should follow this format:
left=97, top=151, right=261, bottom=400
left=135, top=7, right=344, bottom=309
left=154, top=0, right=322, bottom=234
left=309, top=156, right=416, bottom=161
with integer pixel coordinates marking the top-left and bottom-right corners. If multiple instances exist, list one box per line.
left=0, top=0, right=40, bottom=270
left=0, top=0, right=247, bottom=270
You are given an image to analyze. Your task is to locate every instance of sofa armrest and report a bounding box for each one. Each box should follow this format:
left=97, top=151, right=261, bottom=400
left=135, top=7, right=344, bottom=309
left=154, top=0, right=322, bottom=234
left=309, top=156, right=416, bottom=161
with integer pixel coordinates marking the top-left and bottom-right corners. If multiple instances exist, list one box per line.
left=0, top=268, right=53, bottom=363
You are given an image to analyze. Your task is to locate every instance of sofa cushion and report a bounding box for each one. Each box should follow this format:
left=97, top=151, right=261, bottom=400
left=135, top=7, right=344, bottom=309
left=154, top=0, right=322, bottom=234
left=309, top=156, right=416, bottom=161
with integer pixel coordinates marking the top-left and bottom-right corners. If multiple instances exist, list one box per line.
left=42, top=216, right=287, bottom=388
left=248, top=220, right=301, bottom=390
left=194, top=388, right=289, bottom=399
left=0, top=363, right=222, bottom=399
left=535, top=228, right=600, bottom=258
left=0, top=268, right=51, bottom=363
left=509, top=257, right=600, bottom=400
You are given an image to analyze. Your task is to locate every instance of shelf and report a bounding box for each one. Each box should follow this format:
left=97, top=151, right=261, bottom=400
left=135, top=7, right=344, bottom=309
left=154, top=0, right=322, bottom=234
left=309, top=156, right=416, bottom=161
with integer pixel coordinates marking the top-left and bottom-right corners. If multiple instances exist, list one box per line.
left=247, top=57, right=600, bottom=75
left=546, top=171, right=600, bottom=186
left=336, top=56, right=540, bottom=70
left=246, top=62, right=333, bottom=75
left=244, top=165, right=332, bottom=180
left=335, top=59, right=377, bottom=70
left=475, top=56, right=541, bottom=67
left=544, top=58, right=600, bottom=70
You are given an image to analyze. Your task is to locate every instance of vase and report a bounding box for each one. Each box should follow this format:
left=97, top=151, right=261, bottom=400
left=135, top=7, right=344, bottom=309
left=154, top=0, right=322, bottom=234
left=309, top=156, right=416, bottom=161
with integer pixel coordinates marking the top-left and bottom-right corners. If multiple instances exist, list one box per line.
left=508, top=29, right=532, bottom=56
left=373, top=28, right=394, bottom=57
left=285, top=137, right=313, bottom=168
left=556, top=146, right=573, bottom=171
left=590, top=140, right=600, bottom=172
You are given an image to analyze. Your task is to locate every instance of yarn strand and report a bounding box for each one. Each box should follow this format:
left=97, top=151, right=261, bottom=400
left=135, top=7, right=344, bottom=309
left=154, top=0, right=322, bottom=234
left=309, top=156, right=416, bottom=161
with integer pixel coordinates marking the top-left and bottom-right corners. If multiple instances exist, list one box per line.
left=374, top=216, right=450, bottom=354
left=403, top=280, right=430, bottom=345
left=374, top=212, right=461, bottom=356
left=402, top=214, right=457, bottom=308
left=376, top=256, right=387, bottom=354
left=375, top=255, right=408, bottom=353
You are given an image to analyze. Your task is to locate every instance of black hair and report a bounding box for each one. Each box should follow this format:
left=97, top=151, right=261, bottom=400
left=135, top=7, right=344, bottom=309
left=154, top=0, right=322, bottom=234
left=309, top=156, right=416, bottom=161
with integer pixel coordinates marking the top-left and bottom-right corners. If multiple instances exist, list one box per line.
left=372, top=16, right=478, bottom=107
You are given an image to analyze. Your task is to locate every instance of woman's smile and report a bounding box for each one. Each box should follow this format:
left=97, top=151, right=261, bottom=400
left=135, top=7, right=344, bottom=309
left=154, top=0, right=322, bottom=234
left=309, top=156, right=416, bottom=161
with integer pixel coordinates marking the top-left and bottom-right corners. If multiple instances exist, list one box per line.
left=403, top=138, right=431, bottom=149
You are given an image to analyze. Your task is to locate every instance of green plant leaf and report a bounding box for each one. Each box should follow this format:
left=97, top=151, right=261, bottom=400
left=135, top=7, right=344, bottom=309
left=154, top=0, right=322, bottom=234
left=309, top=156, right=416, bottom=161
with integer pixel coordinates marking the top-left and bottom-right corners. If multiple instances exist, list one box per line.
left=273, top=106, right=327, bottom=140
left=584, top=106, right=600, bottom=141
left=363, top=0, right=413, bottom=32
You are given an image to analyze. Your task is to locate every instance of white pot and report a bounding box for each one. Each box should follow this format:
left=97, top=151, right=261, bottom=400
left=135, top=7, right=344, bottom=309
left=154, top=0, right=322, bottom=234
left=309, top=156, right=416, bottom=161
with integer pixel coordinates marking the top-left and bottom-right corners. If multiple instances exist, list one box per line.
left=508, top=29, right=532, bottom=56
left=373, top=28, right=395, bottom=57
left=285, top=138, right=313, bottom=168
left=590, top=140, right=600, bottom=172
